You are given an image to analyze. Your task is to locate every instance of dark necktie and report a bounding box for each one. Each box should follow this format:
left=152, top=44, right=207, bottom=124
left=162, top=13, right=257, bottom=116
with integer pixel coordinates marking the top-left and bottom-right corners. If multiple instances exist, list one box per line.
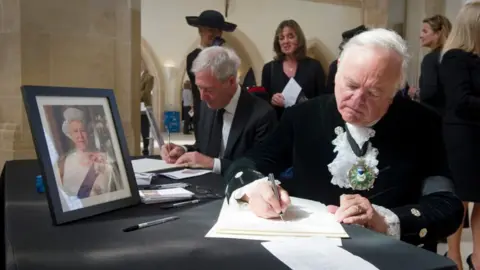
left=207, top=108, right=225, bottom=157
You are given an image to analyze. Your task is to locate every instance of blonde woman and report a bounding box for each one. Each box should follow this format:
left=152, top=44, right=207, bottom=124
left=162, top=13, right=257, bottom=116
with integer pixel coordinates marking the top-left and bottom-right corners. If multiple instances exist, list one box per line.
left=419, top=15, right=451, bottom=115
left=440, top=2, right=480, bottom=269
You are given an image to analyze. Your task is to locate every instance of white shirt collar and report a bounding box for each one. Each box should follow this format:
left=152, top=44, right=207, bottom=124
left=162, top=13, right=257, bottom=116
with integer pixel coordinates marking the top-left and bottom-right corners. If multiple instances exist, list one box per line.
left=224, top=86, right=241, bottom=115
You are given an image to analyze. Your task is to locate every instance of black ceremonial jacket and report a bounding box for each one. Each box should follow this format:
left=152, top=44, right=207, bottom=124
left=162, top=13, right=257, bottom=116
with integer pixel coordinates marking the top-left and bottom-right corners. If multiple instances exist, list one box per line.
left=225, top=94, right=464, bottom=249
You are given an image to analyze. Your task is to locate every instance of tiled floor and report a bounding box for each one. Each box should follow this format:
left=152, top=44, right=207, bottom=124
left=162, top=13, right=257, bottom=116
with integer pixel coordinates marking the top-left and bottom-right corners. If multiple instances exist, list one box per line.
left=142, top=132, right=475, bottom=269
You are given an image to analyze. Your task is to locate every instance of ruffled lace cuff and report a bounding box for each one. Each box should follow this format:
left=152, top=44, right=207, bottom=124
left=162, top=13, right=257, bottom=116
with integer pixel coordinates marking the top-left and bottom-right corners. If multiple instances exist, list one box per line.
left=372, top=204, right=401, bottom=240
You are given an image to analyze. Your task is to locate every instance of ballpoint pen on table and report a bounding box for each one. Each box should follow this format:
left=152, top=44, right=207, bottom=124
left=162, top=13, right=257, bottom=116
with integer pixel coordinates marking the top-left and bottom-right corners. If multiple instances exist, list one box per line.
left=138, top=182, right=191, bottom=190
left=159, top=199, right=201, bottom=209
left=123, top=216, right=179, bottom=232
left=268, top=173, right=285, bottom=221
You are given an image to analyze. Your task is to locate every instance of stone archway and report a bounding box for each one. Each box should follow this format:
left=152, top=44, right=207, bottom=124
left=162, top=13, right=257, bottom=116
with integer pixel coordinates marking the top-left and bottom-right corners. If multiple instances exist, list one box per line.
left=141, top=37, right=165, bottom=132
left=307, top=38, right=336, bottom=77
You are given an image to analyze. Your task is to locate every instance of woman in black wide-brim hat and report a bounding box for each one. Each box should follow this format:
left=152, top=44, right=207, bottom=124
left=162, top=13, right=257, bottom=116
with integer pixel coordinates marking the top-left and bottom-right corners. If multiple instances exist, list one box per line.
left=184, top=10, right=237, bottom=141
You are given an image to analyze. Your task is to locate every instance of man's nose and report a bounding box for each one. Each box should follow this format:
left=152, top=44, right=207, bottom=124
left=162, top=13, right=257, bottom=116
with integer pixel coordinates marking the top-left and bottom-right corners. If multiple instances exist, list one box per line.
left=350, top=90, right=366, bottom=107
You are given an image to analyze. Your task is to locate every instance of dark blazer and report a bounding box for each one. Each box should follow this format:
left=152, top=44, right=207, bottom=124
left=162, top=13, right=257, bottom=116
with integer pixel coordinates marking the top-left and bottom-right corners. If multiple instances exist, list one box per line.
left=186, top=89, right=278, bottom=174
left=225, top=95, right=463, bottom=250
left=419, top=48, right=444, bottom=115
left=261, top=57, right=327, bottom=119
left=186, top=48, right=202, bottom=138
left=440, top=49, right=480, bottom=126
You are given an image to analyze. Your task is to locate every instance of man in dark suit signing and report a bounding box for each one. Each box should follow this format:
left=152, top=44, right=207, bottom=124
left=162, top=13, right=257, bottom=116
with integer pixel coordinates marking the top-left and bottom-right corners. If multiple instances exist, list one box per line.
left=185, top=10, right=237, bottom=141
left=160, top=46, right=277, bottom=174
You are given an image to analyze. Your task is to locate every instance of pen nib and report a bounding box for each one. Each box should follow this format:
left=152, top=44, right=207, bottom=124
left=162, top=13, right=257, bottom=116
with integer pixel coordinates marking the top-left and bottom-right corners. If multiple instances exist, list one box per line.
left=279, top=214, right=285, bottom=222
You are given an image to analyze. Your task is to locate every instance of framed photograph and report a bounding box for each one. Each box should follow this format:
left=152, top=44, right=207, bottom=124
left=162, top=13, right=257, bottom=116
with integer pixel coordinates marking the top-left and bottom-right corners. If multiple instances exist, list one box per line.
left=21, top=85, right=140, bottom=225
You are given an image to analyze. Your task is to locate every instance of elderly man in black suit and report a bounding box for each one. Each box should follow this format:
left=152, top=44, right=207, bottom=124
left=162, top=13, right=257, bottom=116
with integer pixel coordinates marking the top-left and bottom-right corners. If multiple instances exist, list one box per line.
left=161, top=46, right=277, bottom=175
left=224, top=28, right=464, bottom=254
left=185, top=10, right=237, bottom=141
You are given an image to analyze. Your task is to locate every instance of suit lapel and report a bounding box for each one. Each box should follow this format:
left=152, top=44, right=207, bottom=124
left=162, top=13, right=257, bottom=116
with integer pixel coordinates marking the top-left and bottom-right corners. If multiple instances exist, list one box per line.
left=201, top=103, right=216, bottom=152
left=223, top=90, right=253, bottom=157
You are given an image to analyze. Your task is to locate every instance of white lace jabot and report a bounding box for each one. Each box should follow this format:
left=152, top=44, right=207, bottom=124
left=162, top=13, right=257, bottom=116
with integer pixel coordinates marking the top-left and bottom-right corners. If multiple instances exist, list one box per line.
left=327, top=123, right=380, bottom=189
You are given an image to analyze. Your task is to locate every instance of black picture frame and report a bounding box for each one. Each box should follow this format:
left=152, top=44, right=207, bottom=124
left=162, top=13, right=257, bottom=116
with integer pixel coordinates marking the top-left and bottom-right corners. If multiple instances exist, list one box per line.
left=21, top=85, right=140, bottom=225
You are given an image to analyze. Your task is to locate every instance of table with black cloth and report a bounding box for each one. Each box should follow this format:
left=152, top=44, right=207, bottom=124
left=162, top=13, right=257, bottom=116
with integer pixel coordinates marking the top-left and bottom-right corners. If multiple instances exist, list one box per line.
left=3, top=159, right=456, bottom=270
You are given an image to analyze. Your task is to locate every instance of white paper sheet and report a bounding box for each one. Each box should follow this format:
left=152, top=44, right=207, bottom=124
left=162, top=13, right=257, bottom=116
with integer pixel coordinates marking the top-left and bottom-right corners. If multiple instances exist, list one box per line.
left=208, top=198, right=348, bottom=239
left=205, top=226, right=342, bottom=246
left=282, top=78, right=302, bottom=108
left=160, top=169, right=211, bottom=180
left=135, top=172, right=154, bottom=185
left=262, top=237, right=379, bottom=270
left=131, top=158, right=182, bottom=173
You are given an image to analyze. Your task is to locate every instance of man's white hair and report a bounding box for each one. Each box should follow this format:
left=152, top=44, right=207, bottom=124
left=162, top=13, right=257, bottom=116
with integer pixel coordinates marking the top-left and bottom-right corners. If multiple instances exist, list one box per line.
left=339, top=28, right=410, bottom=89
left=191, top=46, right=241, bottom=83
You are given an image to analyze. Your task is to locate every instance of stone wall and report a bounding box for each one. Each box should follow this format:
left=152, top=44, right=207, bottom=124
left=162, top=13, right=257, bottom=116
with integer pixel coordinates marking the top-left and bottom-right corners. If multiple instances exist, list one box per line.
left=0, top=0, right=141, bottom=169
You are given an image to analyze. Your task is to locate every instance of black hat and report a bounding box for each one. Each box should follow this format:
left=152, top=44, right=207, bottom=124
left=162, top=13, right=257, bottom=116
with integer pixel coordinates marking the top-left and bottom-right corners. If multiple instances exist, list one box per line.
left=342, top=25, right=368, bottom=40
left=186, top=10, right=237, bottom=32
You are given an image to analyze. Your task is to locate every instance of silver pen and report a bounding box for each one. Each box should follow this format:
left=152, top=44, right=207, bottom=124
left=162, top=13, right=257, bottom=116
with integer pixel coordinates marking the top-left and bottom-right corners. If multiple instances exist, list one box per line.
left=268, top=173, right=285, bottom=221
left=123, top=216, right=179, bottom=232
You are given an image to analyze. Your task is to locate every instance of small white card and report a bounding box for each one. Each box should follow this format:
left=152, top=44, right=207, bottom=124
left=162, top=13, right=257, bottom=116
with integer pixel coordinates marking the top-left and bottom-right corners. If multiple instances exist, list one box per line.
left=282, top=78, right=302, bottom=108
left=160, top=169, right=211, bottom=180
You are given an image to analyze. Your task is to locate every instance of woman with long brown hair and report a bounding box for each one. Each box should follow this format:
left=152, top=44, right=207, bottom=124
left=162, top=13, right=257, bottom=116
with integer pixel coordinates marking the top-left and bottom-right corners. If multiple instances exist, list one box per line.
left=261, top=19, right=327, bottom=120
left=440, top=2, right=480, bottom=269
left=418, top=14, right=452, bottom=115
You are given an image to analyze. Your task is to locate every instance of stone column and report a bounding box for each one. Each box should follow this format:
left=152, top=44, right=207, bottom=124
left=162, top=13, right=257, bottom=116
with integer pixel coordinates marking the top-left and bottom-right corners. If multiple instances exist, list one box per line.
left=0, top=0, right=22, bottom=167
left=0, top=0, right=141, bottom=169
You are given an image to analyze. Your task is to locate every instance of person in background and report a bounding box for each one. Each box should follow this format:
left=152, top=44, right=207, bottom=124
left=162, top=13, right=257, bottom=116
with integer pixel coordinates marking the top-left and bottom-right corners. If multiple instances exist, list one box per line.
left=261, top=19, right=326, bottom=120
left=439, top=2, right=480, bottom=269
left=140, top=62, right=154, bottom=156
left=419, top=15, right=452, bottom=115
left=185, top=10, right=237, bottom=141
left=160, top=47, right=277, bottom=175
left=182, top=80, right=194, bottom=135
left=224, top=29, right=463, bottom=255
left=326, top=25, right=368, bottom=94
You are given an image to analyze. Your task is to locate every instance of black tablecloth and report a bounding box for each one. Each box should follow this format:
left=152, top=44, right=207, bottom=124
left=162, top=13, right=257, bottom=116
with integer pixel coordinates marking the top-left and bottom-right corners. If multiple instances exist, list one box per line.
left=3, top=159, right=456, bottom=270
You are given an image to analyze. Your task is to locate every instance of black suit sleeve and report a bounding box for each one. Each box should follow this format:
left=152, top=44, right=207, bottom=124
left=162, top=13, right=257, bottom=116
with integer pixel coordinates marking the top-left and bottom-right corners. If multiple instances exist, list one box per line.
left=419, top=52, right=440, bottom=102
left=440, top=49, right=480, bottom=120
left=220, top=106, right=278, bottom=175
left=389, top=110, right=464, bottom=244
left=224, top=107, right=294, bottom=188
left=253, top=107, right=278, bottom=144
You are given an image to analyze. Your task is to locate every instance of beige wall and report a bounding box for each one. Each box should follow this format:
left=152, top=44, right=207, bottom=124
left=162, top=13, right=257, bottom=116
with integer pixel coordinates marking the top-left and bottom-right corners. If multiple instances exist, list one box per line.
left=0, top=0, right=142, bottom=168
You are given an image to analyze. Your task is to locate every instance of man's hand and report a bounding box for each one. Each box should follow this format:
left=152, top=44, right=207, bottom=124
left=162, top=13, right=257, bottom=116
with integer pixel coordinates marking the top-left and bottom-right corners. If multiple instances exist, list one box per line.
left=244, top=181, right=291, bottom=219
left=271, top=93, right=285, bottom=107
left=174, top=151, right=214, bottom=169
left=160, top=143, right=185, bottom=164
left=327, top=194, right=388, bottom=234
